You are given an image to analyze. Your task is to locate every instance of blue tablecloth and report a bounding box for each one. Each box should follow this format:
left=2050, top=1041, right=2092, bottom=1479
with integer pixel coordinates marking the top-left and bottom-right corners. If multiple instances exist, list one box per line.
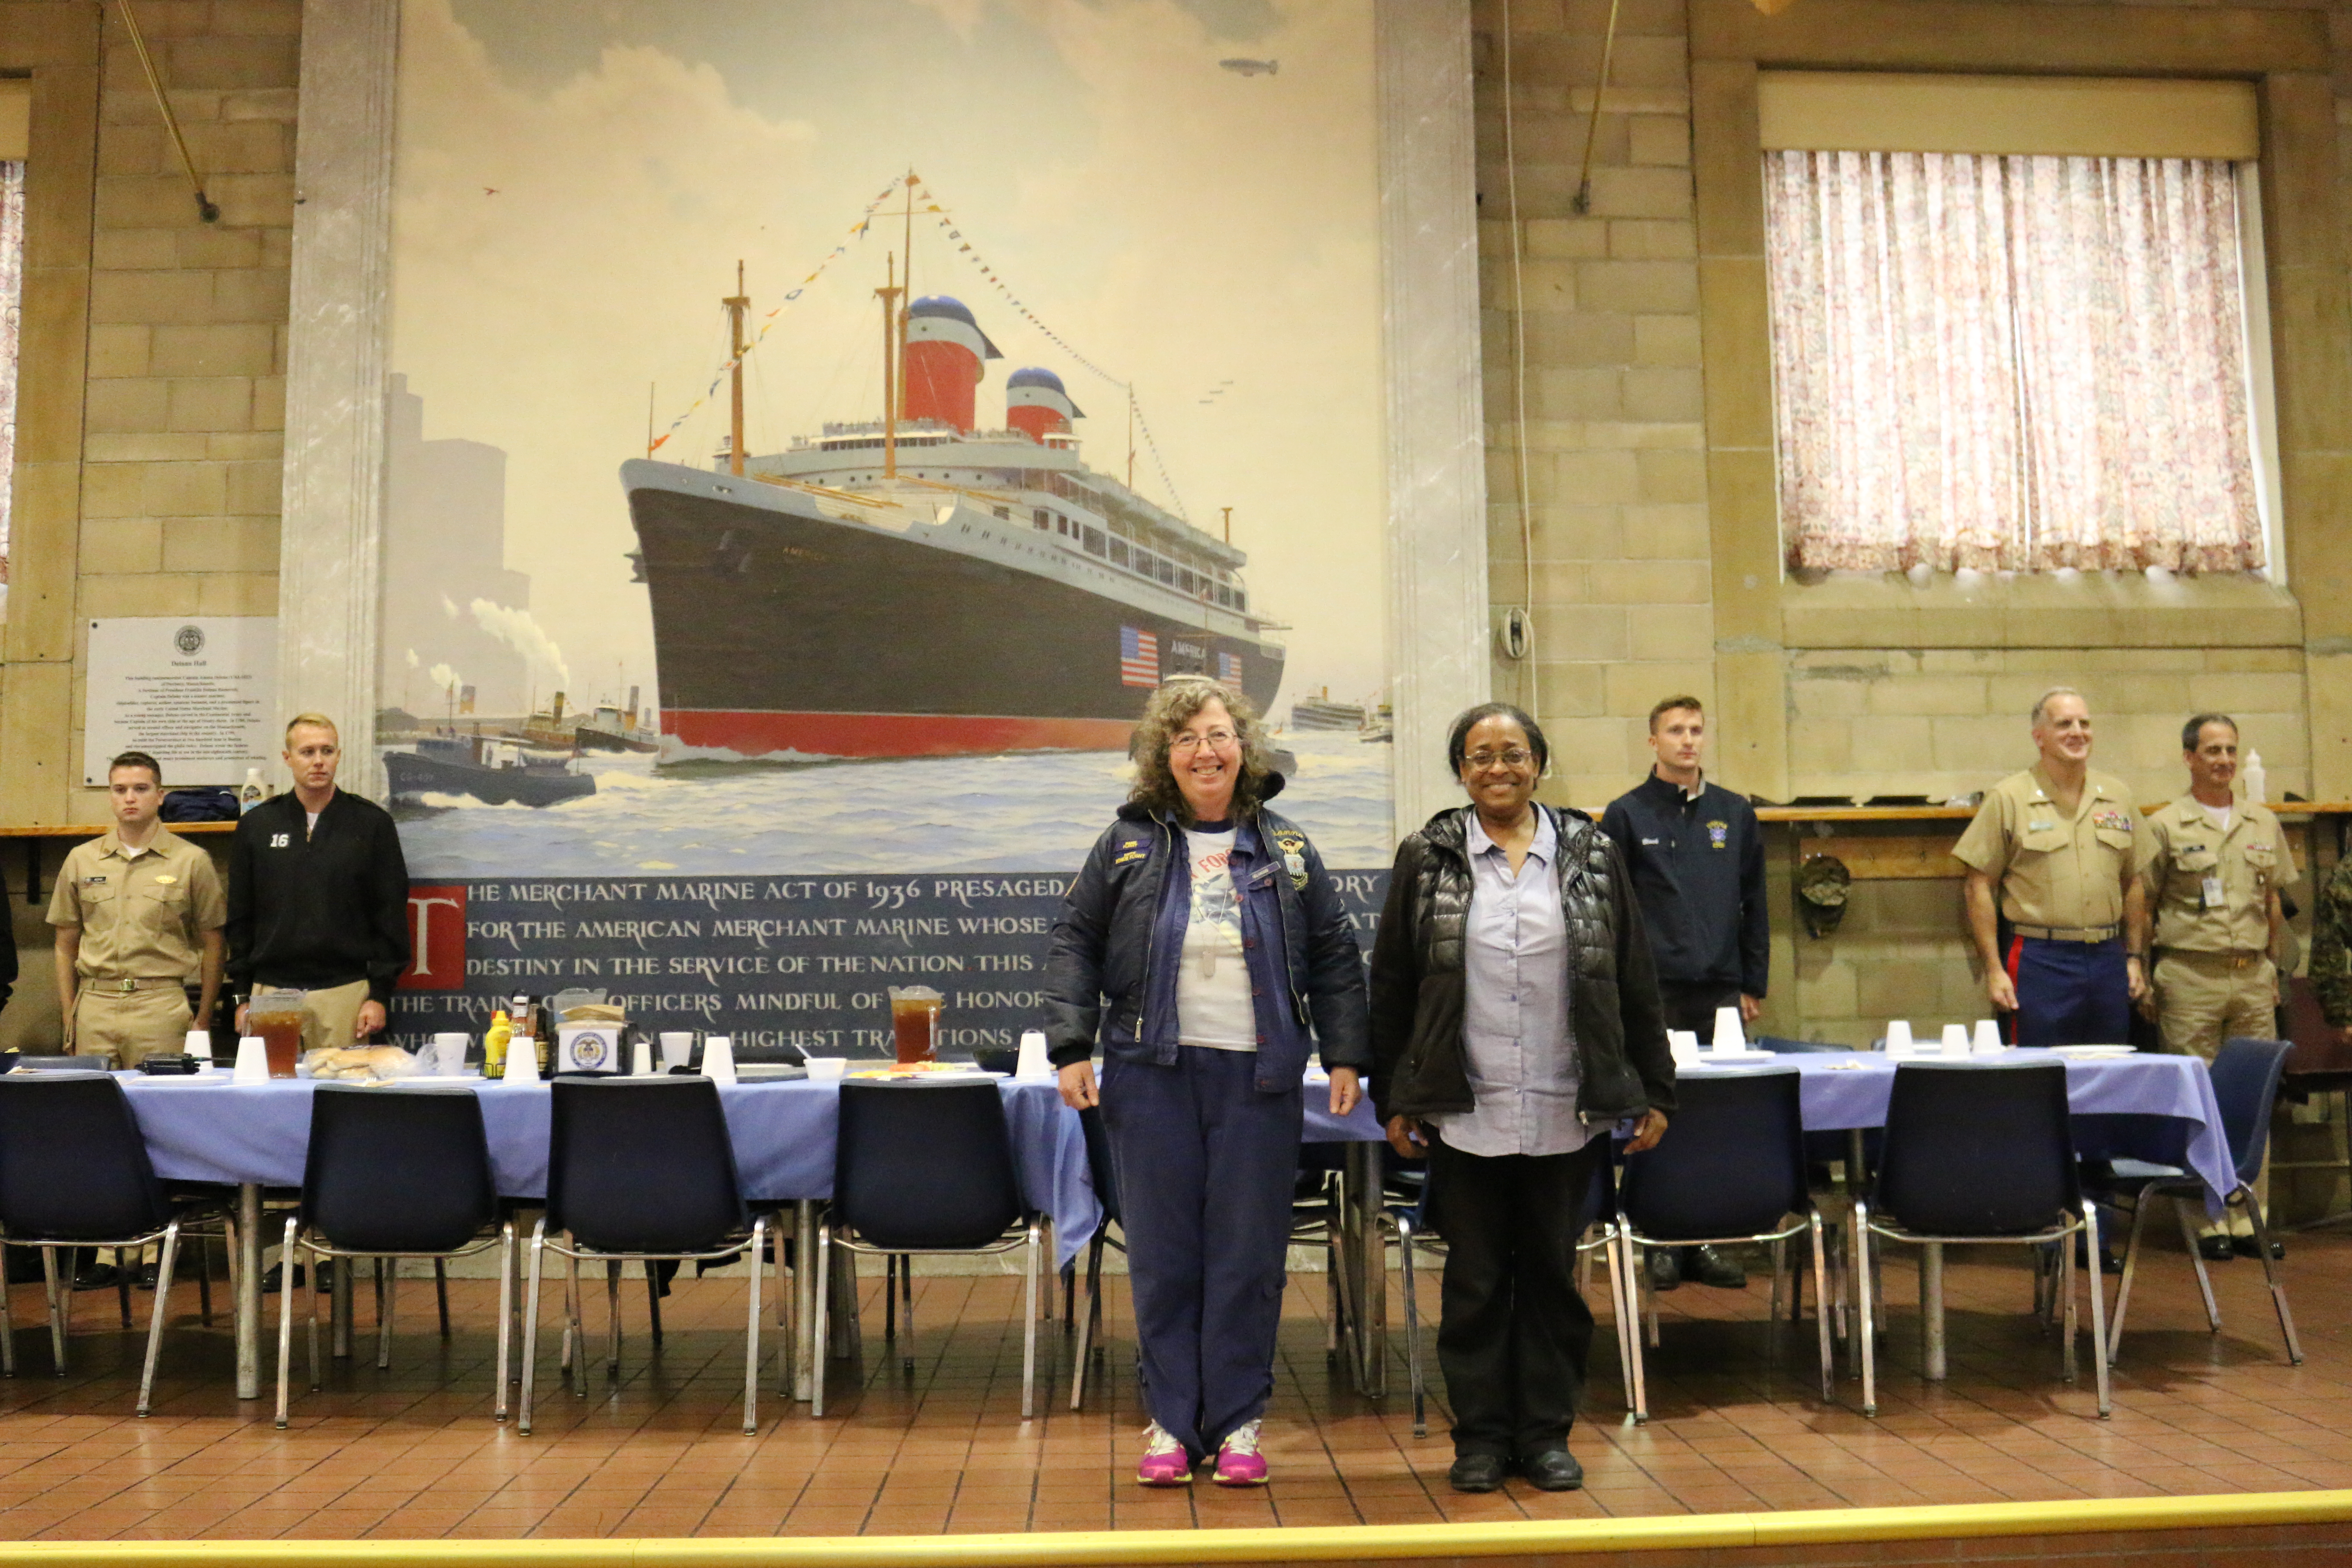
left=1678, top=1048, right=2237, bottom=1208
left=1300, top=1049, right=2236, bottom=1209
left=116, top=1074, right=1102, bottom=1271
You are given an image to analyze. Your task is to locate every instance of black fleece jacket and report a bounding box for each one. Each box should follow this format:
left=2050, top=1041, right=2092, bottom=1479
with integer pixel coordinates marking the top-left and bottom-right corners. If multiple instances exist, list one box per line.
left=226, top=789, right=411, bottom=1004
left=1600, top=772, right=1768, bottom=996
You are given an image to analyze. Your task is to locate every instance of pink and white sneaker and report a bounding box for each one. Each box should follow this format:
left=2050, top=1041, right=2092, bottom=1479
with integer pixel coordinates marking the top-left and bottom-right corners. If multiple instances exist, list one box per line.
left=1212, top=1418, right=1268, bottom=1486
left=1136, top=1421, right=1192, bottom=1486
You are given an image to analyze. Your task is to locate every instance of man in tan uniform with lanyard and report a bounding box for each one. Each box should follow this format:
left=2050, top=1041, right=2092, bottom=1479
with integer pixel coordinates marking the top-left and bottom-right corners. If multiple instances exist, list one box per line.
left=1957, top=687, right=2147, bottom=1046
left=2132, top=712, right=2293, bottom=1260
left=47, top=751, right=226, bottom=1065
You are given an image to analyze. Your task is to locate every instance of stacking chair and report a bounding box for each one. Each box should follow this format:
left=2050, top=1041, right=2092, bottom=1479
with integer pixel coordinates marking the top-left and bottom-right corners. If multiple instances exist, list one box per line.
left=1289, top=1142, right=1356, bottom=1370
left=0, top=1072, right=233, bottom=1415
left=272, top=1086, right=514, bottom=1428
left=1615, top=1069, right=1833, bottom=1422
left=1856, top=1061, right=2110, bottom=1418
left=2091, top=1036, right=2300, bottom=1367
left=1068, top=1104, right=1125, bottom=1410
left=521, top=1077, right=782, bottom=1435
left=1385, top=1148, right=1634, bottom=1436
left=815, top=1079, right=1042, bottom=1418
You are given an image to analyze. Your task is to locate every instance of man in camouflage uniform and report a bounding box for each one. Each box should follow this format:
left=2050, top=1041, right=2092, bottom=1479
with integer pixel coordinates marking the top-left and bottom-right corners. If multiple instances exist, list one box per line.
left=2311, top=853, right=2352, bottom=1044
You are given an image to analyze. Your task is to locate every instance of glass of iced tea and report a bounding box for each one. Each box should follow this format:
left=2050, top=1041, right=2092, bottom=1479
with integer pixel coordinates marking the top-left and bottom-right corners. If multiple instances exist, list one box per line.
left=888, top=986, right=943, bottom=1065
left=248, top=988, right=307, bottom=1080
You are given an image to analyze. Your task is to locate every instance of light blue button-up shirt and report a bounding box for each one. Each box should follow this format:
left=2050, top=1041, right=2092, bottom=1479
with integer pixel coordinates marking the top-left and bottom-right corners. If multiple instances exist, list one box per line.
left=1433, top=809, right=1594, bottom=1158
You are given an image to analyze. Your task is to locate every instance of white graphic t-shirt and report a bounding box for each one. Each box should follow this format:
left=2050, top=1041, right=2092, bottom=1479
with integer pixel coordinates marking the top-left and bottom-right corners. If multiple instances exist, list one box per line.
left=1176, top=827, right=1259, bottom=1052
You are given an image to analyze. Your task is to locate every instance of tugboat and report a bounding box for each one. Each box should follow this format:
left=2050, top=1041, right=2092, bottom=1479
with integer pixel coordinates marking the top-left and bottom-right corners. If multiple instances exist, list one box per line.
left=576, top=686, right=661, bottom=754
left=384, top=731, right=596, bottom=808
left=621, top=193, right=1287, bottom=763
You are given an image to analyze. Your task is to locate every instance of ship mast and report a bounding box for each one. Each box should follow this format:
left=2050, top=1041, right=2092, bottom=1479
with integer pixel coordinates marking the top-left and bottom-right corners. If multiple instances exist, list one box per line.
left=723, top=260, right=748, bottom=478
left=877, top=252, right=903, bottom=479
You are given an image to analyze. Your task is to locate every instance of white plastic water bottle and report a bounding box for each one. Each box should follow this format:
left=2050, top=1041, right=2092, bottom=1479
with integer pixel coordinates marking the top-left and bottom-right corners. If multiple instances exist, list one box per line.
left=238, top=768, right=267, bottom=813
left=2243, top=749, right=2266, bottom=804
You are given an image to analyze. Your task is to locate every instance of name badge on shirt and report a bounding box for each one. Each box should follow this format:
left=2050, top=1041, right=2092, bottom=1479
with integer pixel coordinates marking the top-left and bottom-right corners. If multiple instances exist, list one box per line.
left=2203, top=874, right=2226, bottom=910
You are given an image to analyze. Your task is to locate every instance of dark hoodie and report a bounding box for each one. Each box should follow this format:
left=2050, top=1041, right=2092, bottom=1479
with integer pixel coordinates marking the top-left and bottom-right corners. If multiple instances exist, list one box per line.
left=1041, top=773, right=1371, bottom=1094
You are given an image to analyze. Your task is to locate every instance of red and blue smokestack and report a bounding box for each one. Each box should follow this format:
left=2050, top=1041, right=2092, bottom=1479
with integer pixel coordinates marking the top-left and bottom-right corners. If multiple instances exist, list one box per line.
left=903, top=296, right=1001, bottom=433
left=1005, top=367, right=1084, bottom=444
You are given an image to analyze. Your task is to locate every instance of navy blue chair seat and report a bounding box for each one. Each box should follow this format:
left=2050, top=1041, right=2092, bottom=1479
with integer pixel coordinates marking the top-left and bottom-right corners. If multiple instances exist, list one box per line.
left=2085, top=1037, right=2299, bottom=1367
left=1857, top=1061, right=2110, bottom=1418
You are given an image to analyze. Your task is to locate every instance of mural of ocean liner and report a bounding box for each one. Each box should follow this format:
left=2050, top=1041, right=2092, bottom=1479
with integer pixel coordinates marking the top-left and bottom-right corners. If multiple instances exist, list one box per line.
left=622, top=245, right=1286, bottom=762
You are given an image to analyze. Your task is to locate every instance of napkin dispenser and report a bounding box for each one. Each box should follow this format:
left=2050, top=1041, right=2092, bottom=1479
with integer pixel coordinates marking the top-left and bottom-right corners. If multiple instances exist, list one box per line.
left=138, top=1053, right=201, bottom=1076
left=557, top=1023, right=624, bottom=1075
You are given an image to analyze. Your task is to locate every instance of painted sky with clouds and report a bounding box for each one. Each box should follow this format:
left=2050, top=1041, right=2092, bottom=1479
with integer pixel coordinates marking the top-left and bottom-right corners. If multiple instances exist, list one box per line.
left=386, top=0, right=1386, bottom=723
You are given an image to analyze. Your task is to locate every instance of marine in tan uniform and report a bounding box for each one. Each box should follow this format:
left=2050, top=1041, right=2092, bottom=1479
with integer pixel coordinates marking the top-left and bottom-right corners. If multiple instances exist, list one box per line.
left=1955, top=687, right=2147, bottom=1046
left=47, top=752, right=227, bottom=1066
left=2132, top=713, right=2294, bottom=1255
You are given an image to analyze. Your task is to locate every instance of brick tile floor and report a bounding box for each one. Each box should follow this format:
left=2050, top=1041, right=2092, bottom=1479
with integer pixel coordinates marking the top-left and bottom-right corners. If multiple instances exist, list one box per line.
left=0, top=1228, right=2340, bottom=1539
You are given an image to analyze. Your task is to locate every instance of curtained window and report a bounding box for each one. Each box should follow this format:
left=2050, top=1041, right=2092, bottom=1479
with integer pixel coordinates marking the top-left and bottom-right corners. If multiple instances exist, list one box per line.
left=0, top=160, right=18, bottom=610
left=1763, top=150, right=2266, bottom=576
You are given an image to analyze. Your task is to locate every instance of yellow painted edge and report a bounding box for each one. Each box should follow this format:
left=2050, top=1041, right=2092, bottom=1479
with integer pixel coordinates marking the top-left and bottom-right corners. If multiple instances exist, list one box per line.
left=0, top=1488, right=2344, bottom=1564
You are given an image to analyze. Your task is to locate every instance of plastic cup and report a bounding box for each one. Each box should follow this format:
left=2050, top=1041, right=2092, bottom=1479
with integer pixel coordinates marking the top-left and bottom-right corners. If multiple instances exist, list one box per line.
left=702, top=1035, right=738, bottom=1086
left=1016, top=1029, right=1052, bottom=1078
left=659, top=1032, right=694, bottom=1071
left=805, top=1057, right=848, bottom=1082
left=233, top=1036, right=269, bottom=1083
left=1710, top=1005, right=1746, bottom=1054
left=1972, top=1019, right=2002, bottom=1054
left=431, top=1032, right=469, bottom=1074
left=1941, top=1023, right=1972, bottom=1058
left=502, top=1039, right=539, bottom=1083
left=1884, top=1020, right=1913, bottom=1055
left=184, top=1029, right=212, bottom=1063
left=888, top=987, right=943, bottom=1064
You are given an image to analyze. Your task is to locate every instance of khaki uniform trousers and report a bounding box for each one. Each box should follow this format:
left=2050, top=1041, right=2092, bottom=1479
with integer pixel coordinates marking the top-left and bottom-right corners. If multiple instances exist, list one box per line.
left=70, top=984, right=193, bottom=1068
left=253, top=978, right=371, bottom=1055
left=2152, top=949, right=2276, bottom=1237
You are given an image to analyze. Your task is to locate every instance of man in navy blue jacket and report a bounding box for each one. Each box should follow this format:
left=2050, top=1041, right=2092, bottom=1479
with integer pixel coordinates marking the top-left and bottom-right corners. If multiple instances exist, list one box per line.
left=1602, top=696, right=1769, bottom=1291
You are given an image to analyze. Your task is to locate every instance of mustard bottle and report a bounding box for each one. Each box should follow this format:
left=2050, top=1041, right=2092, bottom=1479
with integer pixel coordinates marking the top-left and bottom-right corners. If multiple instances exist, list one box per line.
left=484, top=1010, right=511, bottom=1076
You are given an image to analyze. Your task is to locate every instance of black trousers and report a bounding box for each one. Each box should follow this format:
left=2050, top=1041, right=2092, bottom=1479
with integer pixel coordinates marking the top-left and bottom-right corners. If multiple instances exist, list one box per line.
left=1657, top=980, right=1741, bottom=1039
left=1427, top=1132, right=1608, bottom=1459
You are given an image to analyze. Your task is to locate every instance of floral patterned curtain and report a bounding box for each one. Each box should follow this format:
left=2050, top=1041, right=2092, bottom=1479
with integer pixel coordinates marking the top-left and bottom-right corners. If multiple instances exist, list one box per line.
left=1764, top=150, right=2263, bottom=575
left=0, top=161, right=20, bottom=600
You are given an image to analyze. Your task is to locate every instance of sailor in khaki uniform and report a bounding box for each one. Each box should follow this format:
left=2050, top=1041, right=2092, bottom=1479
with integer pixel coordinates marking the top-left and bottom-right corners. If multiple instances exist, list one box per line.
left=1955, top=687, right=2147, bottom=1046
left=2132, top=714, right=2293, bottom=1256
left=47, top=752, right=227, bottom=1066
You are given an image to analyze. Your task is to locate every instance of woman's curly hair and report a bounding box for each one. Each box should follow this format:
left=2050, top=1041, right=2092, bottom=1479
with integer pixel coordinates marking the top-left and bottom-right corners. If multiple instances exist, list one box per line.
left=1127, top=676, right=1280, bottom=823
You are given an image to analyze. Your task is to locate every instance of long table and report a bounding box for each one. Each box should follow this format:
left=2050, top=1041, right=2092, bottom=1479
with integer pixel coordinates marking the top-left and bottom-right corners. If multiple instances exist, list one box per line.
left=114, top=1072, right=1098, bottom=1403
left=1299, top=1048, right=2235, bottom=1396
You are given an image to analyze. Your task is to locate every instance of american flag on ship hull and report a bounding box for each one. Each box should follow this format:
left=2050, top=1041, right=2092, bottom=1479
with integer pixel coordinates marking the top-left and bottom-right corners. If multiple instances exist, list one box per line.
left=1217, top=652, right=1242, bottom=685
left=1119, top=626, right=1159, bottom=688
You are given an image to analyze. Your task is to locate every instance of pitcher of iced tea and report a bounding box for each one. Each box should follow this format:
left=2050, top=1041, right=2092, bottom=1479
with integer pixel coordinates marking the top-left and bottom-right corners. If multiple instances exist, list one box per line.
left=247, top=988, right=307, bottom=1080
left=887, top=986, right=943, bottom=1065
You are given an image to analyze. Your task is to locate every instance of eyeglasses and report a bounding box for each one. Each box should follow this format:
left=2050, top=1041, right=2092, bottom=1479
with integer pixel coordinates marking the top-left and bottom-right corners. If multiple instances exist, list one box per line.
left=1464, top=748, right=1534, bottom=771
left=1171, top=729, right=1237, bottom=754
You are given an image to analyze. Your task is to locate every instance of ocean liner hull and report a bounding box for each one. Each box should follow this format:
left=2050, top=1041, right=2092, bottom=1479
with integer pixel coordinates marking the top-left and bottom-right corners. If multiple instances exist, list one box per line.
left=624, top=460, right=1285, bottom=761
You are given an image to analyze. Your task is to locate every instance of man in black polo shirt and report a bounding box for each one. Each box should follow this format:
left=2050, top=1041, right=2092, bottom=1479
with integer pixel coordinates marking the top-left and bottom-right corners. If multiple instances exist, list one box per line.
left=1602, top=695, right=1767, bottom=1292
left=228, top=713, right=411, bottom=1052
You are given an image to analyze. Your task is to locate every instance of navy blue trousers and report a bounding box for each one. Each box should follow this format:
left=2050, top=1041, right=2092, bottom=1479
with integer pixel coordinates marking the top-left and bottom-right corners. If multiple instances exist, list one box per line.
left=1099, top=1047, right=1303, bottom=1461
left=2008, top=935, right=2129, bottom=1046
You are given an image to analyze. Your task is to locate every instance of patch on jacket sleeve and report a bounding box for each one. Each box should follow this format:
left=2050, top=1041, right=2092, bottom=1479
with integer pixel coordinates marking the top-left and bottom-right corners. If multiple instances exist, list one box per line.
left=1112, top=839, right=1147, bottom=867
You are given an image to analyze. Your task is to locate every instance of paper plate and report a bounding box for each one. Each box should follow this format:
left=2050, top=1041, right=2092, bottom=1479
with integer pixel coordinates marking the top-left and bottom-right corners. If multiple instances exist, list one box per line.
left=2050, top=1044, right=2137, bottom=1059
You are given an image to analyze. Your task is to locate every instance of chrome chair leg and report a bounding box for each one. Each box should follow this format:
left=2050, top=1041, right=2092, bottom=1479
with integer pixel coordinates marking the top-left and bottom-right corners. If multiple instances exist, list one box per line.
left=135, top=1219, right=182, bottom=1419
left=493, top=1222, right=515, bottom=1422
left=567, top=1246, right=586, bottom=1397
left=435, top=1259, right=450, bottom=1339
left=519, top=1218, right=548, bottom=1435
left=776, top=1213, right=794, bottom=1400
left=1807, top=1212, right=1834, bottom=1404
left=2082, top=1202, right=2111, bottom=1418
left=273, top=1220, right=299, bottom=1429
left=2172, top=1195, right=2222, bottom=1332
left=900, top=1254, right=916, bottom=1376
left=606, top=1259, right=623, bottom=1377
left=376, top=1262, right=398, bottom=1372
left=41, top=1246, right=65, bottom=1375
left=744, top=1217, right=766, bottom=1435
left=1069, top=1234, right=1100, bottom=1412
left=2105, top=1189, right=2158, bottom=1365
left=883, top=1254, right=897, bottom=1341
left=1599, top=1226, right=1633, bottom=1415
left=645, top=1259, right=665, bottom=1345
left=2242, top=1189, right=2302, bottom=1365
left=1020, top=1221, right=1039, bottom=1421
left=1399, top=1218, right=1426, bottom=1437
left=115, top=1247, right=132, bottom=1330
left=810, top=1224, right=831, bottom=1419
left=196, top=1231, right=213, bottom=1326
left=1620, top=1226, right=1648, bottom=1424
left=1769, top=1235, right=1787, bottom=1335
left=1853, top=1199, right=1877, bottom=1417
left=306, top=1245, right=323, bottom=1393
left=2059, top=1223, right=2079, bottom=1384
left=1920, top=1241, right=1945, bottom=1382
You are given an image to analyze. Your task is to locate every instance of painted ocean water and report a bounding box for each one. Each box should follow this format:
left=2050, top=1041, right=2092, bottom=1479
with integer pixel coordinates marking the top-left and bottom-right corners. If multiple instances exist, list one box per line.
left=389, top=729, right=1397, bottom=878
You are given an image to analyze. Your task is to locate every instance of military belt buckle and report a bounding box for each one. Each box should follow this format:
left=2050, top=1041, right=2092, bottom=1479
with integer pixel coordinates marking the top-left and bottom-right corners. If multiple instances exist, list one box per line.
left=110, top=978, right=138, bottom=995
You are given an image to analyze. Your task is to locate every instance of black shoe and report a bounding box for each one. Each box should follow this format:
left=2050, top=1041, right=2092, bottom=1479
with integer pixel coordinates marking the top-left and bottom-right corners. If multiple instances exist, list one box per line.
left=259, top=1262, right=309, bottom=1295
left=1688, top=1245, right=1747, bottom=1289
left=1518, top=1449, right=1583, bottom=1491
left=70, top=1264, right=120, bottom=1292
left=1448, top=1454, right=1507, bottom=1494
left=2073, top=1240, right=2125, bottom=1275
left=2197, top=1234, right=2237, bottom=1263
left=2233, top=1235, right=2284, bottom=1261
left=1647, top=1250, right=1681, bottom=1292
